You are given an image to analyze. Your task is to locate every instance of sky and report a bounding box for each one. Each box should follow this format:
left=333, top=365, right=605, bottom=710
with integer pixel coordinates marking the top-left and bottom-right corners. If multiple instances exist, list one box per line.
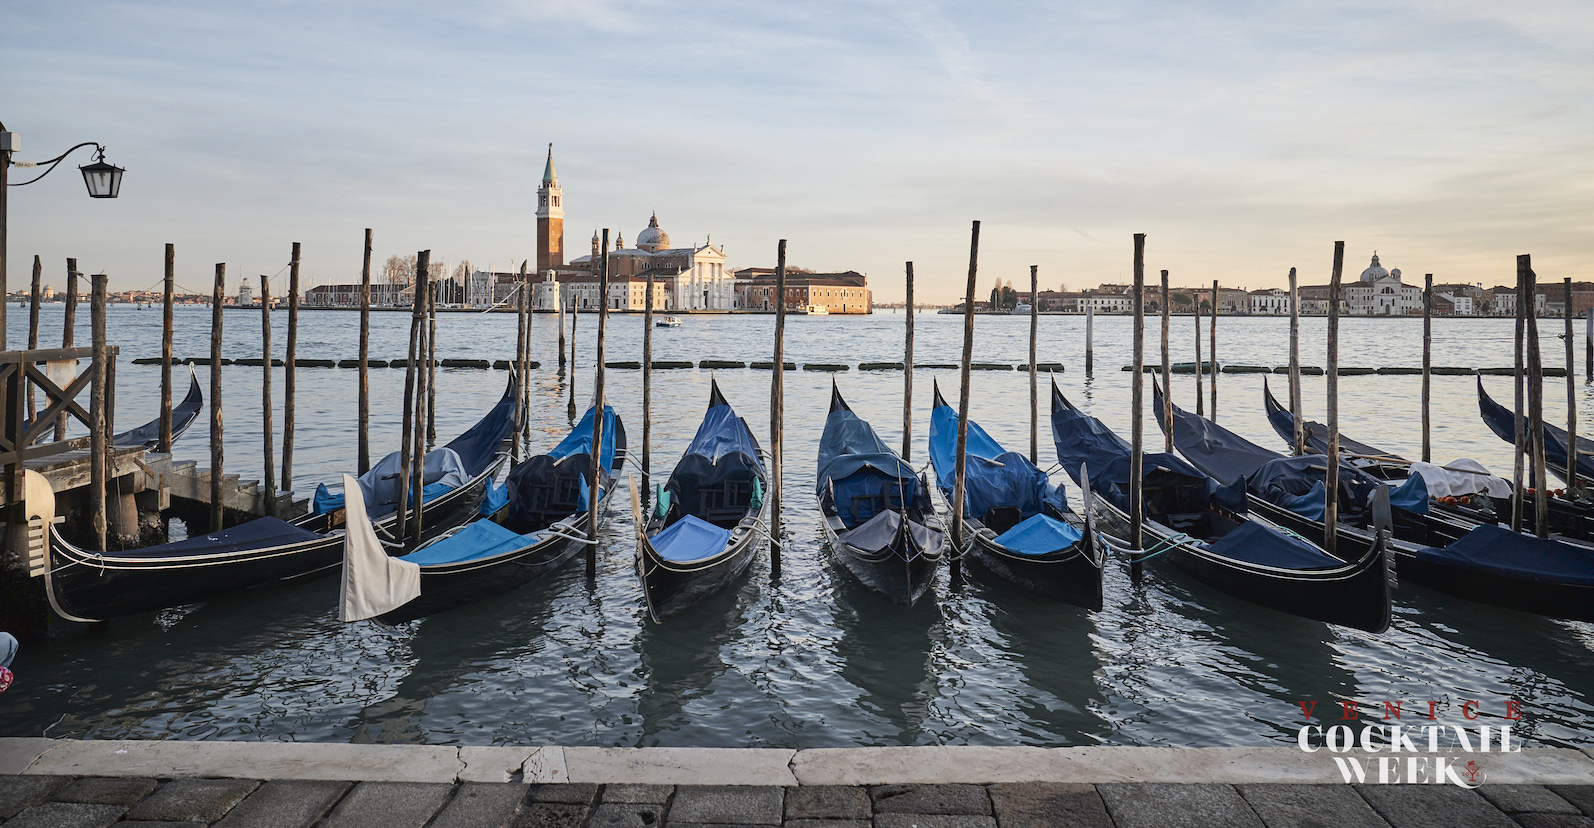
left=3, top=0, right=1592, bottom=302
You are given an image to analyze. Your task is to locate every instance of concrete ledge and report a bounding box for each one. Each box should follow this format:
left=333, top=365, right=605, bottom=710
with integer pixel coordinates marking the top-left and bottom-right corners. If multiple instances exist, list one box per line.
left=6, top=740, right=1592, bottom=787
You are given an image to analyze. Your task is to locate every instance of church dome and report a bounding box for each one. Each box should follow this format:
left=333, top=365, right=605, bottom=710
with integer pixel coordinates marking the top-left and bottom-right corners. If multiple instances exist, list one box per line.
left=636, top=212, right=670, bottom=251
left=1359, top=254, right=1388, bottom=283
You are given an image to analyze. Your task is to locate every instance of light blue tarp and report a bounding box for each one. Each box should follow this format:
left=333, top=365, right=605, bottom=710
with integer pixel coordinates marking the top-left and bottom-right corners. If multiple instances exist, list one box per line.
left=314, top=480, right=455, bottom=516
left=550, top=405, right=620, bottom=470
left=929, top=402, right=1059, bottom=520
left=685, top=404, right=764, bottom=465
left=1283, top=473, right=1429, bottom=521
left=399, top=519, right=539, bottom=566
left=479, top=480, right=510, bottom=516
left=817, top=407, right=930, bottom=524
left=313, top=447, right=467, bottom=516
left=992, top=513, right=1083, bottom=557
left=651, top=514, right=733, bottom=563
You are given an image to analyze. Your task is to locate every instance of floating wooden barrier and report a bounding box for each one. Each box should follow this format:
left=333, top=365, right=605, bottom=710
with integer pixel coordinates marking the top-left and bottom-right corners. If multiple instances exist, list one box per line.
left=234, top=358, right=286, bottom=367
left=1378, top=367, right=1420, bottom=375
left=751, top=361, right=797, bottom=370
left=296, top=358, right=336, bottom=368
left=367, top=359, right=389, bottom=368
left=1432, top=366, right=1475, bottom=376
left=1480, top=367, right=1515, bottom=375
left=915, top=363, right=959, bottom=369
left=1337, top=367, right=1376, bottom=376
left=860, top=362, right=904, bottom=370
left=439, top=358, right=490, bottom=369
left=1019, top=363, right=1065, bottom=372
left=652, top=360, right=693, bottom=369
left=132, top=357, right=162, bottom=365
left=1223, top=365, right=1270, bottom=374
left=190, top=357, right=233, bottom=366
left=605, top=360, right=642, bottom=369
left=803, top=363, right=850, bottom=371
left=700, top=359, right=746, bottom=369
left=971, top=363, right=1012, bottom=371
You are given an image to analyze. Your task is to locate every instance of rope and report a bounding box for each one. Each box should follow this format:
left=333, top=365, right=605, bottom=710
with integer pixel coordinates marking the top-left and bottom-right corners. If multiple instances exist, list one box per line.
left=1128, top=532, right=1192, bottom=562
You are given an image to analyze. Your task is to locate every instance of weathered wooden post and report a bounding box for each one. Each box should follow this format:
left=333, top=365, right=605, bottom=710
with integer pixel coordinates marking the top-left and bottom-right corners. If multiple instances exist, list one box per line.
left=567, top=297, right=578, bottom=422
left=1209, top=280, right=1219, bottom=420
left=395, top=252, right=427, bottom=541
left=1422, top=273, right=1433, bottom=463
left=210, top=263, right=225, bottom=531
left=557, top=277, right=568, bottom=374
left=1324, top=243, right=1343, bottom=557
left=1130, top=235, right=1146, bottom=581
left=1084, top=305, right=1094, bottom=376
left=90, top=273, right=109, bottom=551
left=260, top=272, right=276, bottom=515
left=283, top=243, right=300, bottom=495
left=1160, top=268, right=1172, bottom=454
left=512, top=264, right=527, bottom=462
left=1194, top=304, right=1205, bottom=416
left=426, top=271, right=438, bottom=446
left=903, top=262, right=915, bottom=460
left=588, top=230, right=610, bottom=578
left=1513, top=259, right=1526, bottom=533
left=1567, top=277, right=1578, bottom=490
left=358, top=229, right=373, bottom=475
left=643, top=269, right=654, bottom=502
left=410, top=253, right=432, bottom=542
left=519, top=262, right=532, bottom=445
left=951, top=221, right=980, bottom=580
left=159, top=245, right=175, bottom=453
left=1525, top=256, right=1548, bottom=537
left=1288, top=267, right=1303, bottom=455
left=26, top=256, right=40, bottom=421
left=1028, top=265, right=1040, bottom=463
left=770, top=240, right=788, bottom=572
left=55, top=261, right=79, bottom=441
left=1586, top=308, right=1592, bottom=384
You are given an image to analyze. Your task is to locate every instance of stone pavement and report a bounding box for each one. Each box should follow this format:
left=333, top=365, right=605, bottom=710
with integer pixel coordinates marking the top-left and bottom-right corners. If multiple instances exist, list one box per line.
left=5, top=740, right=1594, bottom=827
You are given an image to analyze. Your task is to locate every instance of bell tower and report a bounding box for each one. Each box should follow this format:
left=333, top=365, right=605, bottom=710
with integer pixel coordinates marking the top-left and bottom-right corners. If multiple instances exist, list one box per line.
left=536, top=144, right=564, bottom=271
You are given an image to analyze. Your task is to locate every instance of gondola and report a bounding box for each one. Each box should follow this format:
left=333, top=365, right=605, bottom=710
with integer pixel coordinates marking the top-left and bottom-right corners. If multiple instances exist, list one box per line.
left=341, top=404, right=626, bottom=624
left=816, top=383, right=945, bottom=606
left=928, top=381, right=1103, bottom=609
left=114, top=370, right=205, bottom=450
left=633, top=380, right=769, bottom=621
left=1160, top=380, right=1594, bottom=622
left=42, top=375, right=519, bottom=622
left=1477, top=377, right=1594, bottom=485
left=1052, top=380, right=1392, bottom=632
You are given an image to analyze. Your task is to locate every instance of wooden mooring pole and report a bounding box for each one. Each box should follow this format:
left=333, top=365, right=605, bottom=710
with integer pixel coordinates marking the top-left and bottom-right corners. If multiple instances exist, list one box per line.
left=55, top=261, right=79, bottom=441
left=1288, top=267, right=1302, bottom=456
left=1324, top=243, right=1343, bottom=557
left=1513, top=259, right=1526, bottom=533
left=395, top=252, right=426, bottom=541
left=1129, top=235, right=1146, bottom=581
left=1567, top=277, right=1578, bottom=490
left=1586, top=309, right=1592, bottom=384
left=1160, top=268, right=1172, bottom=454
left=1526, top=256, right=1548, bottom=538
left=643, top=270, right=654, bottom=503
left=358, top=229, right=373, bottom=475
left=1422, top=273, right=1433, bottom=463
left=557, top=281, right=567, bottom=374
left=951, top=221, right=980, bottom=581
left=426, top=270, right=438, bottom=446
left=1194, top=304, right=1204, bottom=416
left=410, top=252, right=432, bottom=543
left=159, top=245, right=174, bottom=453
left=903, top=262, right=915, bottom=461
left=588, top=230, right=610, bottom=579
left=1029, top=265, right=1040, bottom=463
left=567, top=299, right=578, bottom=422
left=26, top=256, right=40, bottom=422
left=90, top=273, right=109, bottom=551
left=1084, top=306, right=1094, bottom=376
left=1209, top=280, right=1218, bottom=420
left=513, top=264, right=527, bottom=463
left=519, top=262, right=532, bottom=446
left=260, top=272, right=275, bottom=515
left=770, top=240, right=787, bottom=572
left=210, top=264, right=225, bottom=531
left=283, top=243, right=300, bottom=496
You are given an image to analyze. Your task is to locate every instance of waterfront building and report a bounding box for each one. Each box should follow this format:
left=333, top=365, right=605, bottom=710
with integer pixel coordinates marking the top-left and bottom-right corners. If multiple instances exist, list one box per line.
left=303, top=282, right=412, bottom=308
left=737, top=269, right=871, bottom=313
left=1249, top=288, right=1290, bottom=315
left=564, top=214, right=735, bottom=311
left=536, top=146, right=564, bottom=273
left=237, top=277, right=254, bottom=307
left=1344, top=253, right=1422, bottom=316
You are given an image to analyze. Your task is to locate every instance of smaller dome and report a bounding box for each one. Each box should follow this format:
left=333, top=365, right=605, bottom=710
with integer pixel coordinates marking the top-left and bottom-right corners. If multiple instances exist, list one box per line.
left=636, top=212, right=671, bottom=251
left=1359, top=253, right=1388, bottom=283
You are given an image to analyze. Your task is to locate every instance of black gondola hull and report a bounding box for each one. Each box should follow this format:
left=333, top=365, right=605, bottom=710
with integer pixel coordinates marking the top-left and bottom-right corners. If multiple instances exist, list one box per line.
left=1164, top=539, right=1392, bottom=633
left=966, top=532, right=1104, bottom=611
left=640, top=526, right=761, bottom=619
left=822, top=515, right=943, bottom=606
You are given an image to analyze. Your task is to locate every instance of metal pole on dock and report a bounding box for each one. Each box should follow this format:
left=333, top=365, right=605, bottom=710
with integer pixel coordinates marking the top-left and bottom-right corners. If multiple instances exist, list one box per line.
left=283, top=243, right=300, bottom=495
left=1029, top=265, right=1039, bottom=464
left=770, top=239, right=787, bottom=572
left=1209, top=280, right=1218, bottom=420
left=426, top=271, right=437, bottom=446
left=90, top=273, right=109, bottom=551
left=643, top=269, right=654, bottom=503
left=588, top=230, right=610, bottom=578
left=1194, top=304, right=1204, bottom=416
left=1324, top=243, right=1343, bottom=557
left=26, top=256, right=40, bottom=422
left=1565, top=277, right=1578, bottom=490
left=358, top=229, right=372, bottom=475
left=1288, top=267, right=1302, bottom=456
left=1160, top=269, right=1172, bottom=454
left=210, top=263, right=225, bottom=531
left=159, top=245, right=174, bottom=453
left=1084, top=306, right=1094, bottom=376
left=1422, top=273, right=1432, bottom=463
left=1130, top=236, right=1146, bottom=581
left=396, top=252, right=426, bottom=541
left=903, top=262, right=915, bottom=461
left=55, top=261, right=79, bottom=441
left=1525, top=256, right=1548, bottom=538
left=260, top=272, right=275, bottom=515
left=951, top=221, right=980, bottom=581
left=410, top=252, right=432, bottom=543
left=567, top=298, right=578, bottom=423
left=1513, top=261, right=1526, bottom=533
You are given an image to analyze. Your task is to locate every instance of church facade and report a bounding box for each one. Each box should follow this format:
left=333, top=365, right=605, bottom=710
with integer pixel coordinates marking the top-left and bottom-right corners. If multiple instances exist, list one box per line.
left=1344, top=253, right=1422, bottom=315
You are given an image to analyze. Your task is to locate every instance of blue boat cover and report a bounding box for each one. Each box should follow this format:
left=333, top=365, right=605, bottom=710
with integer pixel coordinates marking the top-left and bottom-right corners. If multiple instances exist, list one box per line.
left=992, top=513, right=1083, bottom=557
left=1203, top=520, right=1347, bottom=571
left=442, top=375, right=520, bottom=476
left=1417, top=524, right=1594, bottom=586
left=1263, top=381, right=1388, bottom=458
left=1049, top=391, right=1214, bottom=514
left=479, top=480, right=510, bottom=516
left=1282, top=474, right=1430, bottom=520
left=651, top=513, right=733, bottom=563
left=686, top=404, right=765, bottom=466
left=109, top=517, right=324, bottom=559
left=930, top=402, right=1059, bottom=520
left=817, top=407, right=930, bottom=525
left=550, top=405, right=620, bottom=471
left=399, top=519, right=540, bottom=567
left=1478, top=380, right=1594, bottom=481
left=313, top=479, right=455, bottom=516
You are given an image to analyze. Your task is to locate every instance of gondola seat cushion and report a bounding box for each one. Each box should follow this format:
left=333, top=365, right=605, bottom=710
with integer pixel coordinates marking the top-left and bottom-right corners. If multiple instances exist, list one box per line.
left=651, top=514, right=733, bottom=563
left=1416, top=524, right=1594, bottom=586
left=992, top=513, right=1083, bottom=557
left=400, top=520, right=536, bottom=566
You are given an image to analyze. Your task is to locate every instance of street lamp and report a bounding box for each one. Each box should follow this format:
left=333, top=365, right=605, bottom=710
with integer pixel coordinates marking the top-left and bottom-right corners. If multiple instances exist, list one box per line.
left=0, top=121, right=125, bottom=343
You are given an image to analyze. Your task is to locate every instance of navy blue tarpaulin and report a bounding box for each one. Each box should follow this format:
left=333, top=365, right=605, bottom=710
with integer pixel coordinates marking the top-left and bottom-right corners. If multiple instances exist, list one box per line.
left=110, top=517, right=324, bottom=559
left=1417, top=524, right=1594, bottom=586
left=442, top=374, right=520, bottom=476
left=1050, top=386, right=1214, bottom=514
left=817, top=406, right=931, bottom=522
left=1204, top=519, right=1347, bottom=570
left=929, top=399, right=1061, bottom=520
left=1478, top=379, right=1594, bottom=481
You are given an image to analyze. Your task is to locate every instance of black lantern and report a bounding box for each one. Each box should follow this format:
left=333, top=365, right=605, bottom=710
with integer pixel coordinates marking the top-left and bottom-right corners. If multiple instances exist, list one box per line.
left=79, top=148, right=123, bottom=199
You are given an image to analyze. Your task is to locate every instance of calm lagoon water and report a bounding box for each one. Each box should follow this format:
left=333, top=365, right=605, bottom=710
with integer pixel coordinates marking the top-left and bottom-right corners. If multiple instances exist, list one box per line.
left=2, top=305, right=1591, bottom=748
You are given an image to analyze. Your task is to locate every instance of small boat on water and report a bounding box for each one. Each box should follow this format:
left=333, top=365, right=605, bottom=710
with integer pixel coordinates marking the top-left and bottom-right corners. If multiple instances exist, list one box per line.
left=1053, top=380, right=1392, bottom=632
left=42, top=376, right=518, bottom=622
left=341, top=404, right=626, bottom=625
left=655, top=316, right=682, bottom=328
left=633, top=380, right=769, bottom=621
left=803, top=305, right=829, bottom=315
left=816, top=383, right=945, bottom=605
left=1010, top=304, right=1032, bottom=316
left=929, top=381, right=1103, bottom=609
left=113, top=370, right=204, bottom=450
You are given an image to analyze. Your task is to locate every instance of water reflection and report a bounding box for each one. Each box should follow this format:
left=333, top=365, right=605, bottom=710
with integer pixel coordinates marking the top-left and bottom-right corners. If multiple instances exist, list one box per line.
left=829, top=556, right=946, bottom=744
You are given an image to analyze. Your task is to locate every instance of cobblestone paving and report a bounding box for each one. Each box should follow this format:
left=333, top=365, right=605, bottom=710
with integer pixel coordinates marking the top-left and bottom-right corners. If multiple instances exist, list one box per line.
left=2, top=778, right=1591, bottom=827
